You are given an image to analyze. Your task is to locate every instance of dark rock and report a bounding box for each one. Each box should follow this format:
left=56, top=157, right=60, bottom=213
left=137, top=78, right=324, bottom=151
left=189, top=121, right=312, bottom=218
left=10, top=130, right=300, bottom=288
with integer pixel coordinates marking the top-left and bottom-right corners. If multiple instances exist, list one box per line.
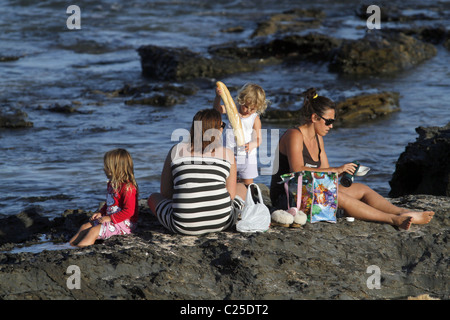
left=210, top=33, right=341, bottom=62
left=0, top=194, right=448, bottom=300
left=0, top=55, right=22, bottom=62
left=113, top=83, right=199, bottom=97
left=39, top=103, right=93, bottom=115
left=125, top=93, right=185, bottom=107
left=0, top=105, right=33, bottom=128
left=0, top=207, right=50, bottom=245
left=330, top=32, right=437, bottom=75
left=138, top=33, right=341, bottom=82
left=58, top=39, right=128, bottom=54
left=389, top=122, right=450, bottom=197
left=49, top=209, right=94, bottom=240
left=262, top=91, right=400, bottom=127
left=21, top=194, right=74, bottom=204
left=47, top=103, right=80, bottom=114
left=334, top=91, right=400, bottom=127
left=382, top=26, right=448, bottom=45
left=114, top=83, right=198, bottom=107
left=137, top=45, right=260, bottom=81
left=262, top=108, right=301, bottom=125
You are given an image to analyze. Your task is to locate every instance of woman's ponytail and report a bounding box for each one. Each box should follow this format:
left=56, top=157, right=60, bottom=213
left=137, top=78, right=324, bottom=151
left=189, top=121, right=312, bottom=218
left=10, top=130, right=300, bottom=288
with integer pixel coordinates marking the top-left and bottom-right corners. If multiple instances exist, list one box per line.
left=298, top=87, right=335, bottom=125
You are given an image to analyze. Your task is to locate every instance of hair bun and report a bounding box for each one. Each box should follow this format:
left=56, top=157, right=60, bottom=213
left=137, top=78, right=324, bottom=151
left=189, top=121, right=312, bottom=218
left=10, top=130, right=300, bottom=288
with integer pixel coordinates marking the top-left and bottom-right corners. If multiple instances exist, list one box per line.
left=303, top=88, right=317, bottom=101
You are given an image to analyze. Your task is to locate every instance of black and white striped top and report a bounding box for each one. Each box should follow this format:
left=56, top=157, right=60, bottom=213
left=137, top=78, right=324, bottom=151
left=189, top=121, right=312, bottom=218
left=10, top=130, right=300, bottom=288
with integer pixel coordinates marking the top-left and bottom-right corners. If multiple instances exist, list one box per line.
left=158, top=156, right=234, bottom=235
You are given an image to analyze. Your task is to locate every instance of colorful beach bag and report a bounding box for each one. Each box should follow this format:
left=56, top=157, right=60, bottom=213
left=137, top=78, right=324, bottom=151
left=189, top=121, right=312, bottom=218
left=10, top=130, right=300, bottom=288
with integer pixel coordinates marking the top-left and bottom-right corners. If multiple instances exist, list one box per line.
left=280, top=171, right=338, bottom=223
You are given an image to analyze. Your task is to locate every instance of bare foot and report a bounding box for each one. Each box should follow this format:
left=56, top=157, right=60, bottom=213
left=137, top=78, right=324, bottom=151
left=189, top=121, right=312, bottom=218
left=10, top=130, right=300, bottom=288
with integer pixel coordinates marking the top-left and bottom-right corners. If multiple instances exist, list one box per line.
left=400, top=211, right=434, bottom=225
left=393, top=215, right=412, bottom=230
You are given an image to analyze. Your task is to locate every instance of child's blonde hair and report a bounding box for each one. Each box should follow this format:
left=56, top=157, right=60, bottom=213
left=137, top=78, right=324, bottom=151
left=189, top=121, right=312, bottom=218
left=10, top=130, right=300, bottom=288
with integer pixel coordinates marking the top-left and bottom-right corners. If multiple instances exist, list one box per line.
left=103, top=148, right=138, bottom=192
left=236, top=83, right=269, bottom=115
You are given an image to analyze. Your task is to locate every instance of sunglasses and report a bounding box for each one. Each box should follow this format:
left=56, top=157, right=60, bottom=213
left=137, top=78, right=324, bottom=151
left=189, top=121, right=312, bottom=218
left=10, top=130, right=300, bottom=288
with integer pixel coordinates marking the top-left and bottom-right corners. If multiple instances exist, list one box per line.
left=318, top=115, right=335, bottom=126
left=221, top=122, right=226, bottom=129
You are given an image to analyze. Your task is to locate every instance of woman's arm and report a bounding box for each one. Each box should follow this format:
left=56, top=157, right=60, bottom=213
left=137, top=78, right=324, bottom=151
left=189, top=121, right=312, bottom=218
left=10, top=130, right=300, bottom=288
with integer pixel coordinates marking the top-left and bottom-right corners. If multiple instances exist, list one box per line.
left=160, top=146, right=175, bottom=199
left=224, top=148, right=237, bottom=200
left=284, top=129, right=306, bottom=172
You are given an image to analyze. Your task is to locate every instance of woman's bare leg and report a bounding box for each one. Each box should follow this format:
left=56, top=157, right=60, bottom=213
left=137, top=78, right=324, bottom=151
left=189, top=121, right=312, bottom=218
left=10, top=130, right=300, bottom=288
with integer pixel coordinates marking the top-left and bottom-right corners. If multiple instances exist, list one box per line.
left=338, top=190, right=412, bottom=230
left=341, top=183, right=434, bottom=225
left=341, top=183, right=403, bottom=214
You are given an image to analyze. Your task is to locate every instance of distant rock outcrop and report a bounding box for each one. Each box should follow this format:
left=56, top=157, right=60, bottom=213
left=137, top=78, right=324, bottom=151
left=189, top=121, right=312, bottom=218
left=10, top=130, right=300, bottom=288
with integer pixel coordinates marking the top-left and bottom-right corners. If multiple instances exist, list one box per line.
left=137, top=45, right=261, bottom=81
left=329, top=32, right=437, bottom=75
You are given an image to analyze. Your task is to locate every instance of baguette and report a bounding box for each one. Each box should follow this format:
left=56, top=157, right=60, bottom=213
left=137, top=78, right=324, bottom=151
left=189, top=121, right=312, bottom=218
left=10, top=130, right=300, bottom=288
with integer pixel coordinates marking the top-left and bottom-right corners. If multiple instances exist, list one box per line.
left=216, top=81, right=245, bottom=147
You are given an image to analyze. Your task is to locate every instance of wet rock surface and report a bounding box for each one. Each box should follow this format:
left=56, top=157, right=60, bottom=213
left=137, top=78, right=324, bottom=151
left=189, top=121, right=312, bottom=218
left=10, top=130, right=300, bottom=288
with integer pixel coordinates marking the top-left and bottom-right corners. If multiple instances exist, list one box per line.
left=209, top=33, right=341, bottom=62
left=137, top=45, right=261, bottom=81
left=390, top=122, right=450, bottom=197
left=0, top=105, right=33, bottom=128
left=329, top=32, right=437, bottom=75
left=0, top=193, right=448, bottom=300
left=138, top=14, right=441, bottom=81
left=333, top=91, right=400, bottom=127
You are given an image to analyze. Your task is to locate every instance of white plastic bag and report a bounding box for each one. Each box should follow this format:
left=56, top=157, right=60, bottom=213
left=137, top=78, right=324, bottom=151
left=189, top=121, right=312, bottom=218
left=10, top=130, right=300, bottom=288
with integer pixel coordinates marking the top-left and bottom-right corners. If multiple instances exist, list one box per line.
left=236, top=184, right=271, bottom=233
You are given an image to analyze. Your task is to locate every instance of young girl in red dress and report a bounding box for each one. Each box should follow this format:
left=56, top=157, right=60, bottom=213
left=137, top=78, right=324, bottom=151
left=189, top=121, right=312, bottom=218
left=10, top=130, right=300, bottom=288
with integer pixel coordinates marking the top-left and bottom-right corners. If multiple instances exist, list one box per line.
left=70, top=148, right=139, bottom=247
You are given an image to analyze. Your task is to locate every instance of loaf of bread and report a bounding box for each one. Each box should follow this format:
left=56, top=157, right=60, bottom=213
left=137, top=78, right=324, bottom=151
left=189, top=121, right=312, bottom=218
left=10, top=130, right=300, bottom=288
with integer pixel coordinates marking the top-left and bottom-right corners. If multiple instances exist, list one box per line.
left=216, top=81, right=245, bottom=147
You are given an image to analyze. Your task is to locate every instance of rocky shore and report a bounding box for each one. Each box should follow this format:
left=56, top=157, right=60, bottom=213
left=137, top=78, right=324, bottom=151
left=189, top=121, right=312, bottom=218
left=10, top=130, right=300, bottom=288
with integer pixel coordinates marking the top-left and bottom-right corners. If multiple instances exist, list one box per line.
left=0, top=188, right=448, bottom=300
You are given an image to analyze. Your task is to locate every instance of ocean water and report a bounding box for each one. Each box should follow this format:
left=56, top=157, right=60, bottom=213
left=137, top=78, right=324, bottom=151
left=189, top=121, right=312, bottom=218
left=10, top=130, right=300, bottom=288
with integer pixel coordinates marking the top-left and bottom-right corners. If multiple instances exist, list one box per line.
left=1, top=0, right=449, bottom=219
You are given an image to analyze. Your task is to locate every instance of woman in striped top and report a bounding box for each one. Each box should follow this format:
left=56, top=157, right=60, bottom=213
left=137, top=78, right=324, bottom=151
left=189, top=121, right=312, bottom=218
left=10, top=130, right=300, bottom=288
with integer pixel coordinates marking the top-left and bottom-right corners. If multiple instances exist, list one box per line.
left=148, top=109, right=247, bottom=235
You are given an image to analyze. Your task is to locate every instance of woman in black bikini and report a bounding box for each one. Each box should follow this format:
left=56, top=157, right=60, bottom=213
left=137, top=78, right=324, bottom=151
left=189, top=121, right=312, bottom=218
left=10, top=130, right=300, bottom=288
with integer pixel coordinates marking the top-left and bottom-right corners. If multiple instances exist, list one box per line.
left=270, top=88, right=434, bottom=230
